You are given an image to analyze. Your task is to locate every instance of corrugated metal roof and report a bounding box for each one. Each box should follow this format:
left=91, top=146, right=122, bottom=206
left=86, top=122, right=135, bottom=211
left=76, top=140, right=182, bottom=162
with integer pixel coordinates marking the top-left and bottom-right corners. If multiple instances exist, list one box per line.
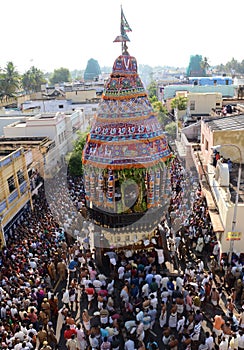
left=205, top=114, right=244, bottom=131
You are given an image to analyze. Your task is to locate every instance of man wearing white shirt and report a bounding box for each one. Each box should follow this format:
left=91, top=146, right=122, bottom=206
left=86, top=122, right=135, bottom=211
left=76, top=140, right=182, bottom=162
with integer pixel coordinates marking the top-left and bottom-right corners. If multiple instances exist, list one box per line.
left=141, top=282, right=149, bottom=298
left=176, top=276, right=184, bottom=292
left=118, top=266, right=125, bottom=279
left=238, top=330, right=244, bottom=350
left=201, top=274, right=210, bottom=287
left=219, top=336, right=228, bottom=350
left=136, top=308, right=144, bottom=322
left=124, top=337, right=135, bottom=350
left=61, top=289, right=70, bottom=308
left=161, top=276, right=169, bottom=290
left=154, top=273, right=162, bottom=288
left=205, top=331, right=214, bottom=350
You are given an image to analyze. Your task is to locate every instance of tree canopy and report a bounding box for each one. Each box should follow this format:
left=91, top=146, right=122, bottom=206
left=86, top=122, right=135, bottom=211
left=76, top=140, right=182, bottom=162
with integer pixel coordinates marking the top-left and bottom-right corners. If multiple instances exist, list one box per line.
left=150, top=99, right=171, bottom=125
left=147, top=80, right=157, bottom=98
left=84, top=58, right=101, bottom=81
left=216, top=58, right=244, bottom=75
left=171, top=96, right=188, bottom=111
left=49, top=67, right=71, bottom=84
left=0, top=62, right=20, bottom=100
left=68, top=129, right=89, bottom=176
left=165, top=122, right=177, bottom=140
left=22, top=66, right=46, bottom=93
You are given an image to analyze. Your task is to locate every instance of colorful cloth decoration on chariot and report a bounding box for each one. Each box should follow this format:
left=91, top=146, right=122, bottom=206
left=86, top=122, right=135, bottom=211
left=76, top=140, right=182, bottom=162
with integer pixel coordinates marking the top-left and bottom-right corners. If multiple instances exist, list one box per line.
left=82, top=52, right=171, bottom=170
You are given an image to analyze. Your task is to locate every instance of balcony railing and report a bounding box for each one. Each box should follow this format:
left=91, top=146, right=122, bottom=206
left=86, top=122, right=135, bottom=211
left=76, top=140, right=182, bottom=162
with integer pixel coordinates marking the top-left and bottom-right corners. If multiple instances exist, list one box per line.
left=8, top=189, right=18, bottom=204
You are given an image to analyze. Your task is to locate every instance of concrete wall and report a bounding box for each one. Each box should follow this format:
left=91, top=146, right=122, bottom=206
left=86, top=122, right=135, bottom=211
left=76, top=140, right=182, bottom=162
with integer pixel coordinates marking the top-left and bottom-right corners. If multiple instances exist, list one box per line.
left=213, top=130, right=244, bottom=163
left=222, top=204, right=244, bottom=254
left=211, top=179, right=244, bottom=254
left=66, top=89, right=97, bottom=102
left=200, top=120, right=214, bottom=164
left=0, top=117, right=27, bottom=136
left=187, top=92, right=222, bottom=115
left=201, top=121, right=244, bottom=165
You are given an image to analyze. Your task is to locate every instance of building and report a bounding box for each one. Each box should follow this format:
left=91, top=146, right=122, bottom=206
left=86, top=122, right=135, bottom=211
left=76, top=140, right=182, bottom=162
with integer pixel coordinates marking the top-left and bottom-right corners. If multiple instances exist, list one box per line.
left=0, top=136, right=64, bottom=247
left=163, top=83, right=236, bottom=100
left=0, top=148, right=33, bottom=246
left=0, top=136, right=54, bottom=177
left=188, top=76, right=233, bottom=86
left=20, top=99, right=98, bottom=126
left=186, top=92, right=222, bottom=116
left=0, top=115, right=27, bottom=136
left=3, top=110, right=88, bottom=176
left=180, top=114, right=244, bottom=258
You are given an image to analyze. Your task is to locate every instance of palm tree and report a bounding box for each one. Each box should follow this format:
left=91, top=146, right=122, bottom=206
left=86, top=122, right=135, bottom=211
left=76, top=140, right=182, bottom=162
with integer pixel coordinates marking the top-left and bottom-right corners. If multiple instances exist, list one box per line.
left=22, top=66, right=46, bottom=93
left=0, top=62, right=20, bottom=99
left=200, top=57, right=210, bottom=76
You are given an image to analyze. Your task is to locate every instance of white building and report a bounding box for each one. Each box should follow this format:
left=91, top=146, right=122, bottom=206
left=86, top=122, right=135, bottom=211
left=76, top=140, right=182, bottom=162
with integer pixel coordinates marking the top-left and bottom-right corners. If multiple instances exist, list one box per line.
left=3, top=110, right=89, bottom=176
left=21, top=99, right=98, bottom=126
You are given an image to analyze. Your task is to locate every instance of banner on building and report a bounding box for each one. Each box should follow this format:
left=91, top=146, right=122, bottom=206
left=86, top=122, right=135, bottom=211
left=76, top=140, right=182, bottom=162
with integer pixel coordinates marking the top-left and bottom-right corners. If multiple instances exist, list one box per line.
left=226, top=231, right=241, bottom=241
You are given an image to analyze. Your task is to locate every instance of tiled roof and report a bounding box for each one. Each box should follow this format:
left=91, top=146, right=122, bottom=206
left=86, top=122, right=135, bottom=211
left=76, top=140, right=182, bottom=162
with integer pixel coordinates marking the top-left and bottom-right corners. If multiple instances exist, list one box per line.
left=204, top=114, right=244, bottom=131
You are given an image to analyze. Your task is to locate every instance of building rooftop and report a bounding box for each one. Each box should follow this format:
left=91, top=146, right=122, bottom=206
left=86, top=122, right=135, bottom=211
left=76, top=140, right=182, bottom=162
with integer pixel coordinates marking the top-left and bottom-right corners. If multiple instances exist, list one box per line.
left=0, top=136, right=53, bottom=152
left=163, top=84, right=235, bottom=99
left=0, top=136, right=49, bottom=144
left=204, top=114, right=244, bottom=131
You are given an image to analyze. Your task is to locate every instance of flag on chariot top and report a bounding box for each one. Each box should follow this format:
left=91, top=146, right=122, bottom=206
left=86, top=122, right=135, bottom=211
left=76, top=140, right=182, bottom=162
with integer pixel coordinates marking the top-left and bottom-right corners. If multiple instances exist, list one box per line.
left=114, top=6, right=132, bottom=43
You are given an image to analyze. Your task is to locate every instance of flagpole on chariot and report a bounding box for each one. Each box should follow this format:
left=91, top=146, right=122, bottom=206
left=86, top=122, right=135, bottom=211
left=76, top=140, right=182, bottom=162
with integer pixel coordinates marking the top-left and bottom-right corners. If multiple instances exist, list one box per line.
left=113, top=5, right=132, bottom=54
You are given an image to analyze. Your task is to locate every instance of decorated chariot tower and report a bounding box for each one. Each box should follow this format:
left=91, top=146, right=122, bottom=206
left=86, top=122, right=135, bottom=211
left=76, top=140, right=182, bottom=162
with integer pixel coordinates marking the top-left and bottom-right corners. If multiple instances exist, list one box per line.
left=82, top=7, right=172, bottom=248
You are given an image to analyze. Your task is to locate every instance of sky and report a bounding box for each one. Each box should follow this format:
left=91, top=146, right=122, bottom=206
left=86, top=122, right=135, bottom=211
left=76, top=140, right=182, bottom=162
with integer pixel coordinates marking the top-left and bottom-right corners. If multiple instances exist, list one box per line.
left=1, top=0, right=244, bottom=74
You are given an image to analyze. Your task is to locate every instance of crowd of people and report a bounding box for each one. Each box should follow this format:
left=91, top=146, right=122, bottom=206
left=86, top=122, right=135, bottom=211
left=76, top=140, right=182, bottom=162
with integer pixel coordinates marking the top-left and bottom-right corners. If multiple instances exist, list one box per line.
left=0, top=157, right=244, bottom=350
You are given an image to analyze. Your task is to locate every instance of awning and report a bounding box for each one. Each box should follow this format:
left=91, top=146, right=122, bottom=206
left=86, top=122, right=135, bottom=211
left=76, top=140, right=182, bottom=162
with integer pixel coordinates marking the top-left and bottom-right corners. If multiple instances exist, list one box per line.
left=208, top=209, right=224, bottom=233
left=201, top=184, right=224, bottom=232
left=201, top=186, right=216, bottom=211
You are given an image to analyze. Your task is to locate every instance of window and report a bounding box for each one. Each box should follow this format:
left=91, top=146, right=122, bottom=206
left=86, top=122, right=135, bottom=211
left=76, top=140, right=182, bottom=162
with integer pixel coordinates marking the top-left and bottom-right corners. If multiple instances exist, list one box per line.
left=17, top=170, right=25, bottom=185
left=8, top=175, right=16, bottom=193
left=58, top=104, right=64, bottom=109
left=225, top=80, right=229, bottom=85
left=190, top=101, right=195, bottom=110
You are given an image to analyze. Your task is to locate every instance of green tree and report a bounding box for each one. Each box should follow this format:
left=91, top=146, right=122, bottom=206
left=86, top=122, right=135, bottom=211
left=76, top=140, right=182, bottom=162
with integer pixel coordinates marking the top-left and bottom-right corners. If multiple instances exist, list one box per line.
left=73, top=129, right=89, bottom=152
left=171, top=96, right=188, bottom=111
left=22, top=66, right=46, bottom=93
left=68, top=151, right=83, bottom=176
left=50, top=67, right=71, bottom=84
left=165, top=122, right=177, bottom=139
left=226, top=58, right=240, bottom=75
left=84, top=58, right=101, bottom=81
left=147, top=80, right=157, bottom=98
left=0, top=61, right=20, bottom=100
left=68, top=129, right=89, bottom=176
left=151, top=100, right=170, bottom=125
left=200, top=57, right=210, bottom=76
